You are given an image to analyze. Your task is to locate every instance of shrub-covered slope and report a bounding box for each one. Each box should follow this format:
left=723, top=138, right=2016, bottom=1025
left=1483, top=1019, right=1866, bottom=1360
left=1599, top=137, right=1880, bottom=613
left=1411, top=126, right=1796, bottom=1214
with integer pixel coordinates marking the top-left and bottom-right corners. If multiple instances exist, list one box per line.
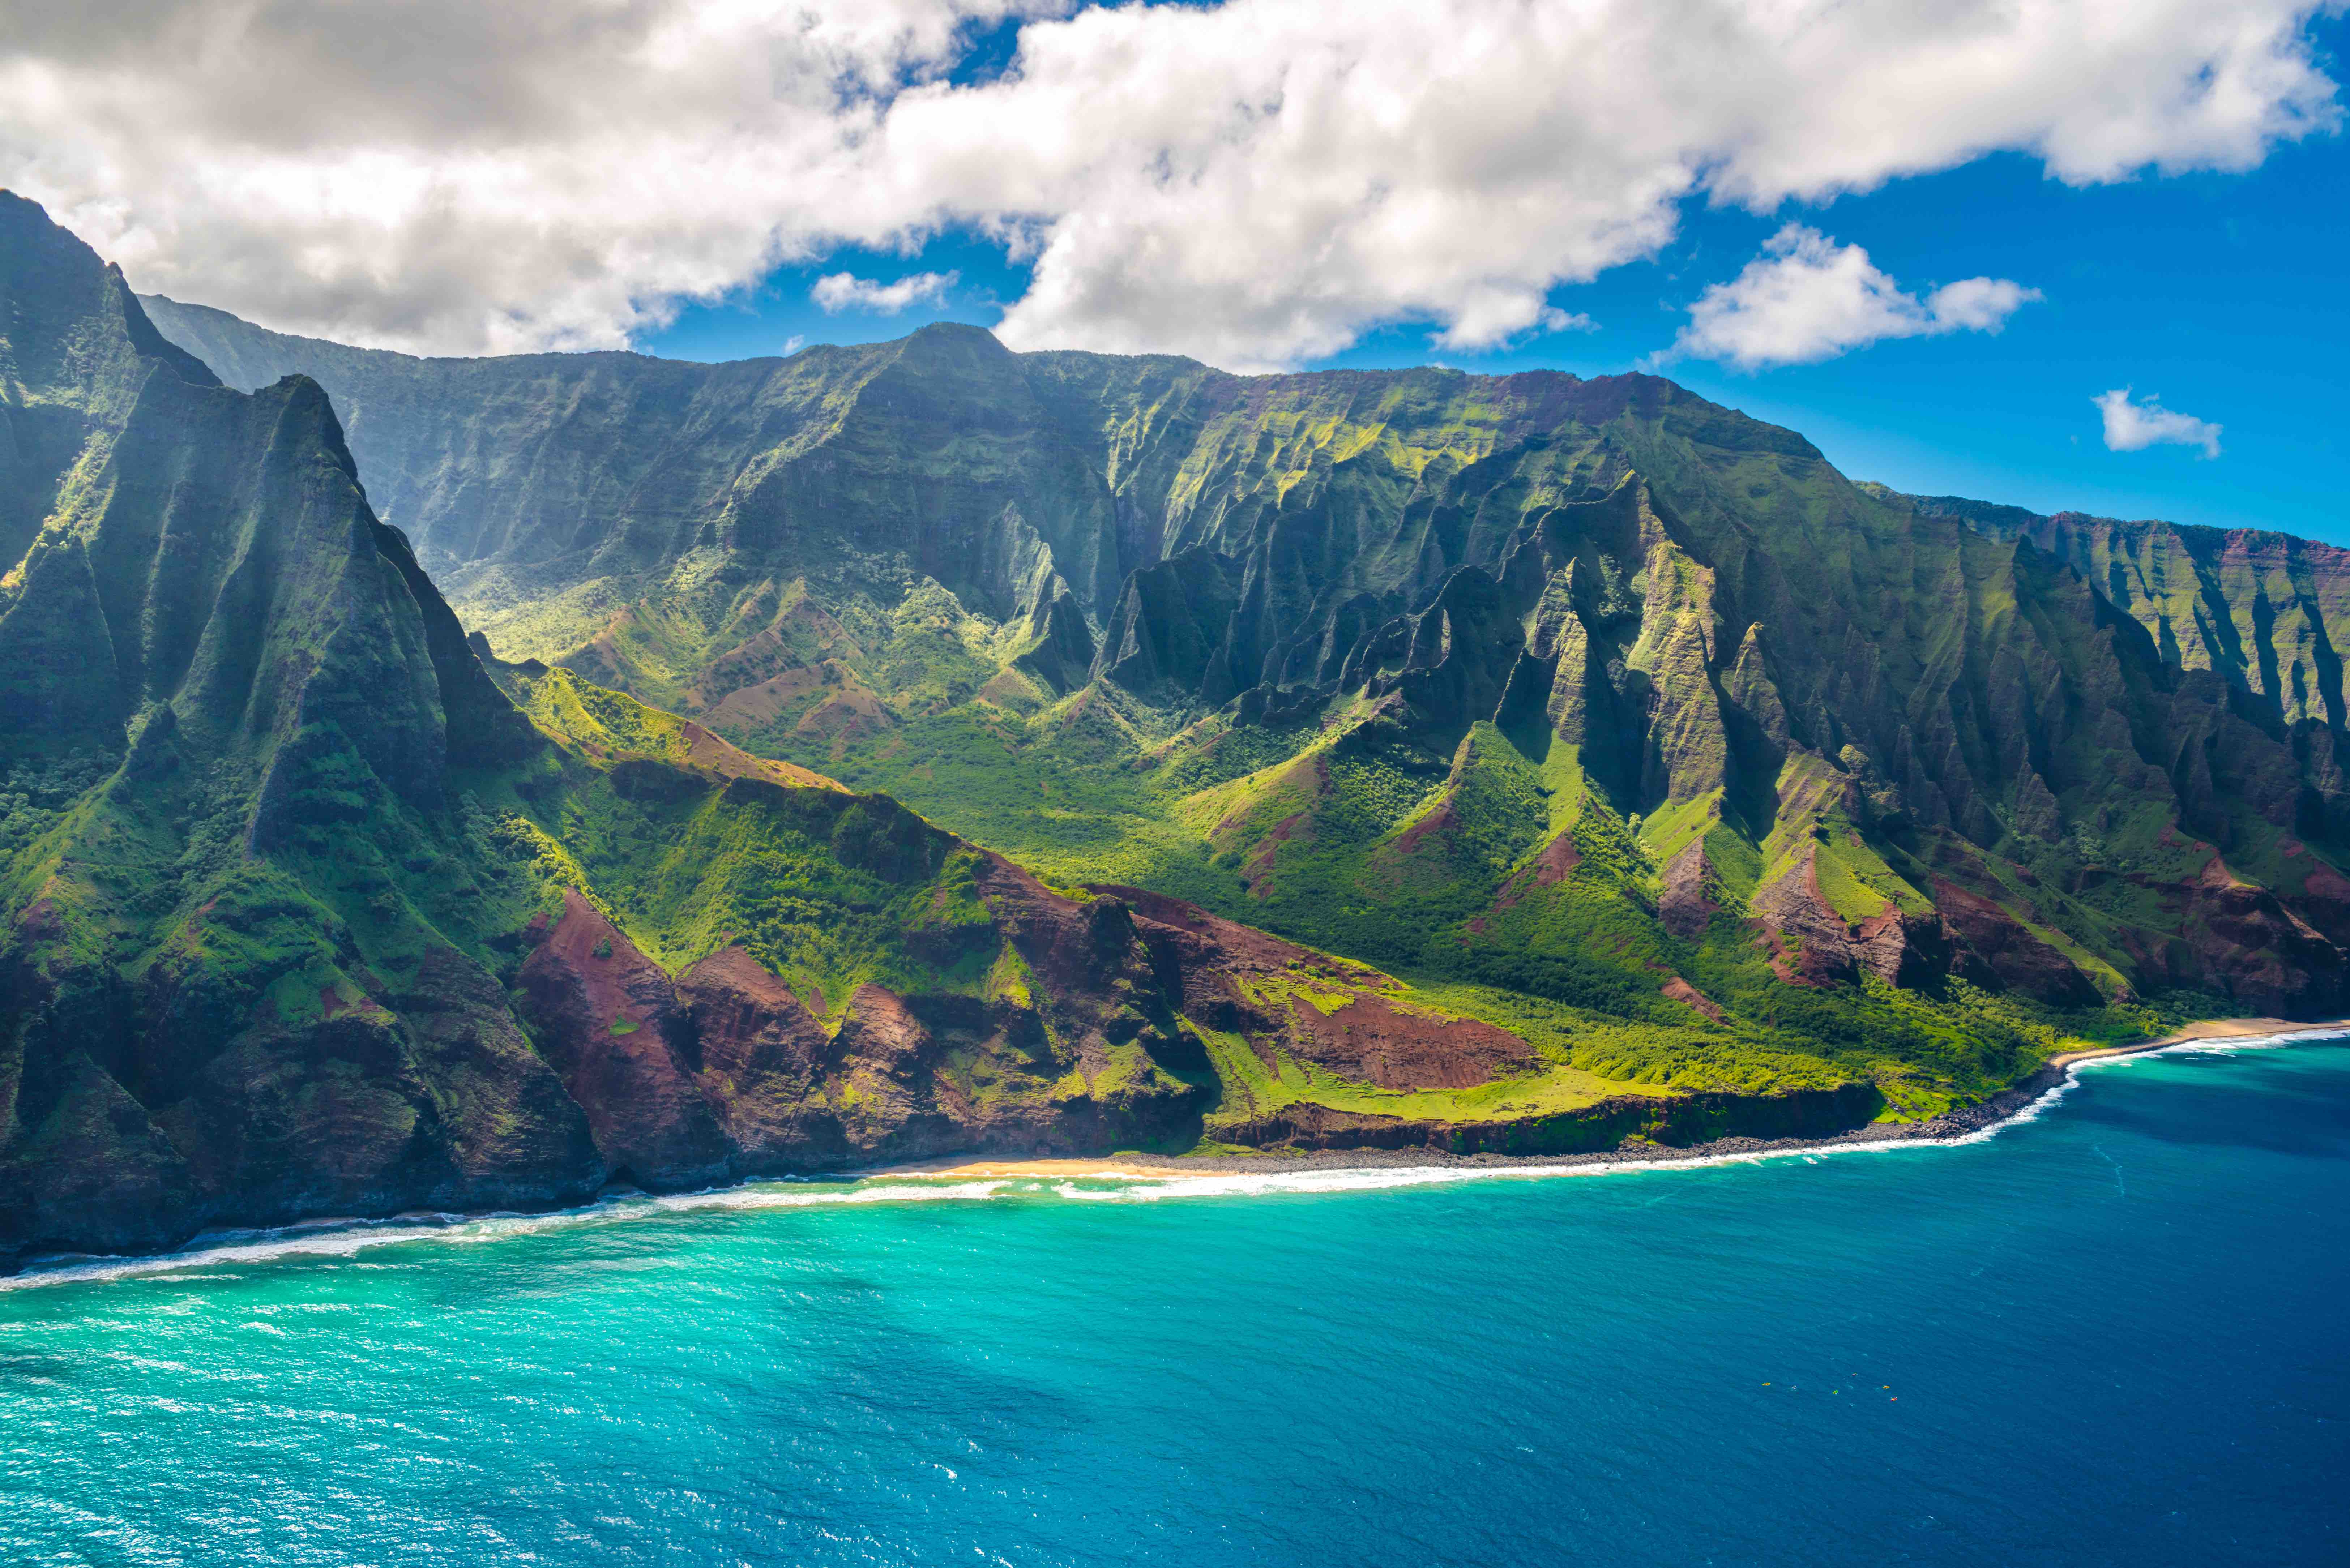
left=142, top=290, right=2350, bottom=1055
left=18, top=196, right=2026, bottom=1268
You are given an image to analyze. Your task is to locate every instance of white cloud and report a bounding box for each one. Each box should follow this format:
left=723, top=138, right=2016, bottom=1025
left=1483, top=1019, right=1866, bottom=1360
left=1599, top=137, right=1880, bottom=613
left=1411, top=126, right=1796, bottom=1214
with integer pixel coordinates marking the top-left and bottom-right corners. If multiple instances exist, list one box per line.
left=1434, top=305, right=1595, bottom=352
left=0, top=0, right=2334, bottom=364
left=811, top=269, right=958, bottom=314
left=782, top=334, right=806, bottom=355
left=1669, top=225, right=2041, bottom=369
left=2095, top=388, right=2223, bottom=458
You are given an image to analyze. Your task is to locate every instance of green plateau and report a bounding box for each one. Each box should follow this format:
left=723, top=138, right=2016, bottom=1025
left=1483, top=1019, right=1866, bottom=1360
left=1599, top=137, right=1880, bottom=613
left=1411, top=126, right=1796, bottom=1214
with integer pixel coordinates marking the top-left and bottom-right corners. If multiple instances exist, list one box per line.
left=2, top=186, right=2340, bottom=1265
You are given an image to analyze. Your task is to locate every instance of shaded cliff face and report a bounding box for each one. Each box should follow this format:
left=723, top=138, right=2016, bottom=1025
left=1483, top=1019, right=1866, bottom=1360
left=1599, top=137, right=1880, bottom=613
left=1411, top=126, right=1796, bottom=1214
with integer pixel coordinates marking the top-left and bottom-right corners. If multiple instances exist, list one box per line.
left=3, top=193, right=597, bottom=1261
left=140, top=291, right=2350, bottom=1046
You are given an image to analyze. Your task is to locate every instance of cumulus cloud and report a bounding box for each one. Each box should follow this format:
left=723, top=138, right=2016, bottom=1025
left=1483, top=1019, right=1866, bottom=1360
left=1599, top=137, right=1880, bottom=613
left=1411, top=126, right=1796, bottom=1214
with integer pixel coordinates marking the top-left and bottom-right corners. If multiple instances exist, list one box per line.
left=2095, top=388, right=2223, bottom=458
left=1435, top=305, right=1596, bottom=352
left=811, top=270, right=958, bottom=314
left=0, top=0, right=2335, bottom=364
left=1670, top=226, right=2041, bottom=369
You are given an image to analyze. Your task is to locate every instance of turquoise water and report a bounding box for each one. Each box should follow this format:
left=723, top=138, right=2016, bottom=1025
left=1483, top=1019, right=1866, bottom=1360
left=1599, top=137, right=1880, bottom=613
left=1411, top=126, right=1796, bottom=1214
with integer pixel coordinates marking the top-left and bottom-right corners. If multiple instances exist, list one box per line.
left=5, top=1040, right=2347, bottom=1567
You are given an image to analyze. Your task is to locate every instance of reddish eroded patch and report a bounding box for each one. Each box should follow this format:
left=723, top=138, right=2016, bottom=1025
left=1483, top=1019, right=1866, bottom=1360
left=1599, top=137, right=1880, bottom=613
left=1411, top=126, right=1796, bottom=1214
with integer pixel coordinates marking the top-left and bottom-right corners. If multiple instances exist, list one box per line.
left=1090, top=881, right=1389, bottom=989
left=701, top=665, right=828, bottom=728
left=1749, top=849, right=1852, bottom=987
left=677, top=947, right=831, bottom=1073
left=1660, top=977, right=1725, bottom=1021
left=835, top=982, right=932, bottom=1076
left=2156, top=822, right=2216, bottom=857
left=2287, top=850, right=2350, bottom=947
left=1280, top=992, right=1536, bottom=1090
left=977, top=861, right=1543, bottom=1097
left=319, top=982, right=352, bottom=1018
left=794, top=682, right=889, bottom=741
left=1087, top=879, right=1533, bottom=1089
left=1384, top=798, right=1458, bottom=860
left=2145, top=858, right=2345, bottom=1014
left=1656, top=839, right=1715, bottom=939
left=686, top=626, right=802, bottom=710
left=2304, top=860, right=2350, bottom=900
left=1240, top=810, right=1313, bottom=897
left=512, top=890, right=730, bottom=1184
left=1848, top=909, right=1957, bottom=990
left=689, top=603, right=862, bottom=709
left=1491, top=831, right=1581, bottom=912
left=1535, top=832, right=1582, bottom=883
left=14, top=896, right=65, bottom=946
left=676, top=719, right=840, bottom=791
left=674, top=946, right=847, bottom=1160
left=1927, top=879, right=2102, bottom=1008
left=525, top=891, right=665, bottom=1035
left=2282, top=836, right=2307, bottom=859
left=2196, top=854, right=2252, bottom=891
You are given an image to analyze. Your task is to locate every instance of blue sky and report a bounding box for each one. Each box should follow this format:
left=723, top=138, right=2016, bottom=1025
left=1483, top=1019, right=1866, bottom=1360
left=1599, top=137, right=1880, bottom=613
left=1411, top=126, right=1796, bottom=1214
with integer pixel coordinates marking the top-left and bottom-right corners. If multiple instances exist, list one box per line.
left=639, top=13, right=2349, bottom=544
left=17, top=0, right=2342, bottom=543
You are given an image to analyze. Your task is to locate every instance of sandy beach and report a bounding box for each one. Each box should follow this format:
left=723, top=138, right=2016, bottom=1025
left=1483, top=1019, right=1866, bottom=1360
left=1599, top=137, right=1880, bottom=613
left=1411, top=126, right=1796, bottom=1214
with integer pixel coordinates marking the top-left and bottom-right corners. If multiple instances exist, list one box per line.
left=2047, top=1015, right=2350, bottom=1070
left=866, top=1156, right=1210, bottom=1180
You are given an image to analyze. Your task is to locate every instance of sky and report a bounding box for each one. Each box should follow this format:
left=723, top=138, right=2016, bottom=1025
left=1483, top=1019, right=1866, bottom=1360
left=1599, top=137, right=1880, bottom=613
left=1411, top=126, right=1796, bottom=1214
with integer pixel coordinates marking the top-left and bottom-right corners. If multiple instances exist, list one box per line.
left=3, top=1, right=2345, bottom=540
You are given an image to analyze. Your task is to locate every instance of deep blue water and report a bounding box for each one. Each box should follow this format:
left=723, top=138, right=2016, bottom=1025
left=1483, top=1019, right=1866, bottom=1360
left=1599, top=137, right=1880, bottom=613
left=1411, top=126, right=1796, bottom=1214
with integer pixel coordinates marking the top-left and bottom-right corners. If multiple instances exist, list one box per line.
left=5, top=1038, right=2348, bottom=1567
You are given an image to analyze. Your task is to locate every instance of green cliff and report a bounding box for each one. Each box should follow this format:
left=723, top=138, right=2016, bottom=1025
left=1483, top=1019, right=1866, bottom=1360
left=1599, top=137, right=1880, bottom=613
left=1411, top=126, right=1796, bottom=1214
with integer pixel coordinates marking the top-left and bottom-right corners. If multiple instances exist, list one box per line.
left=19, top=196, right=2102, bottom=1268
left=138, top=290, right=2350, bottom=1040
left=7, top=196, right=2336, bottom=1264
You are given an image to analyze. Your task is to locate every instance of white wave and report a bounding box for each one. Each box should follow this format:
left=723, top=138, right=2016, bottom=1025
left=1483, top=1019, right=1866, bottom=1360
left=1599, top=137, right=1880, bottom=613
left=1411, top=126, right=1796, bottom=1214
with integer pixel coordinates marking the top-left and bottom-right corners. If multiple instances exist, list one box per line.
left=2129, top=1027, right=2350, bottom=1059
left=0, top=1178, right=1049, bottom=1292
left=645, top=1179, right=1017, bottom=1215
left=0, top=1204, right=633, bottom=1293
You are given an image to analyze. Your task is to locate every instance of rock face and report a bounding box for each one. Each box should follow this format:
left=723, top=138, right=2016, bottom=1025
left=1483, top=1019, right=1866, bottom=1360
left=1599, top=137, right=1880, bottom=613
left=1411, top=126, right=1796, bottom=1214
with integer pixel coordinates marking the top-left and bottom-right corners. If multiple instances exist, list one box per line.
left=514, top=892, right=731, bottom=1188
left=1, top=193, right=604, bottom=1264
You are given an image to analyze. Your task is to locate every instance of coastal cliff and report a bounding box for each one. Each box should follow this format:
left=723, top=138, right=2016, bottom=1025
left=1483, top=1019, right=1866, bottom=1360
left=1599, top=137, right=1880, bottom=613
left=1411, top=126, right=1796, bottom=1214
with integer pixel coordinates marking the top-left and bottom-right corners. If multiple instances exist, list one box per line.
left=6, top=193, right=2348, bottom=1267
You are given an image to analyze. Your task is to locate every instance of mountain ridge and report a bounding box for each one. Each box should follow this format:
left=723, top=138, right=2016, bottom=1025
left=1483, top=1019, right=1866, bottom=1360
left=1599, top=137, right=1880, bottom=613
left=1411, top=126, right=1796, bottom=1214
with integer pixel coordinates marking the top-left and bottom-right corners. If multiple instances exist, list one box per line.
left=132, top=286, right=2350, bottom=1049
left=9, top=197, right=2073, bottom=1270
left=4, top=198, right=2340, bottom=1266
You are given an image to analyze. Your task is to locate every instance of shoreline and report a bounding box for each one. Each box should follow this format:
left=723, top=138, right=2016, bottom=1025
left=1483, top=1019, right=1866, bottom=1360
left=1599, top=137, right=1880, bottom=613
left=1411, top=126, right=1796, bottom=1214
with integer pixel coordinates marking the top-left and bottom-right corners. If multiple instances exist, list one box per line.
left=862, top=1016, right=2350, bottom=1183
left=10, top=1016, right=2347, bottom=1284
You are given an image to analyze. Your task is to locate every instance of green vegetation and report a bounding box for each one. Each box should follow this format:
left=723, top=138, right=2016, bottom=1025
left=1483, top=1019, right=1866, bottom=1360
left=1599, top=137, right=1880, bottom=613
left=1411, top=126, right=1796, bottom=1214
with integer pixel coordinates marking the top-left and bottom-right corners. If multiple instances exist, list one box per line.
left=6, top=189, right=2339, bottom=1276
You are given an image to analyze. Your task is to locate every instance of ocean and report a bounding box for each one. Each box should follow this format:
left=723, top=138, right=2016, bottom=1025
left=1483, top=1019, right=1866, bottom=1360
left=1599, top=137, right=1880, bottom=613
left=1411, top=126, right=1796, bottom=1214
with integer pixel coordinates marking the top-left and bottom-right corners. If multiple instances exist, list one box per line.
left=5, top=1037, right=2346, bottom=1567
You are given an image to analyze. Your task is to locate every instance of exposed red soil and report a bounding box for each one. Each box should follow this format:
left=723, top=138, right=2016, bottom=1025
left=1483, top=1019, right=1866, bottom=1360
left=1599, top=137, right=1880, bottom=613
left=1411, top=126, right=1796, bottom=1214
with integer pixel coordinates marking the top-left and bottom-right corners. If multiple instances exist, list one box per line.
left=1535, top=832, right=1582, bottom=882
left=1927, top=880, right=2102, bottom=1007
left=513, top=890, right=731, bottom=1185
left=1280, top=992, right=1536, bottom=1090
left=1240, top=810, right=1313, bottom=897
left=794, top=679, right=889, bottom=740
left=1656, top=839, right=1715, bottom=938
left=701, top=665, right=828, bottom=727
left=1385, top=799, right=1458, bottom=860
left=1660, top=977, right=1725, bottom=1021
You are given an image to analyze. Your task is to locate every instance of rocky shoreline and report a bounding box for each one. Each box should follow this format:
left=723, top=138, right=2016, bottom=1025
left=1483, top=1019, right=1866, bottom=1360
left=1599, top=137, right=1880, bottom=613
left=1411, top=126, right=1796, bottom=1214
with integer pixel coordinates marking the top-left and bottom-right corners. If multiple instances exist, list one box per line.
left=14, top=1019, right=2347, bottom=1282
